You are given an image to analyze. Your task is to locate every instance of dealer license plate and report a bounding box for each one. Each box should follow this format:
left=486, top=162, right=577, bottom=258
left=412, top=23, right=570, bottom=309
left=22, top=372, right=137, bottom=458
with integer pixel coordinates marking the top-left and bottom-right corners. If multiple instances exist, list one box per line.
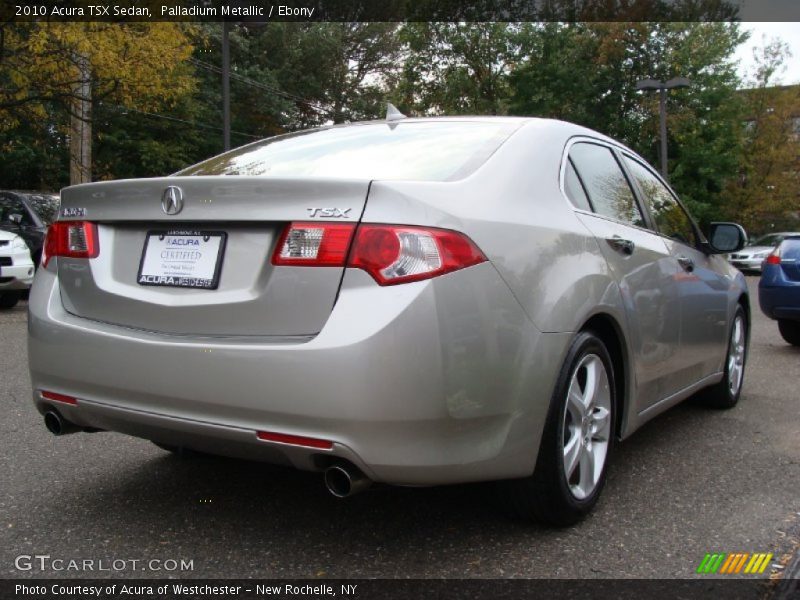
left=137, top=230, right=226, bottom=289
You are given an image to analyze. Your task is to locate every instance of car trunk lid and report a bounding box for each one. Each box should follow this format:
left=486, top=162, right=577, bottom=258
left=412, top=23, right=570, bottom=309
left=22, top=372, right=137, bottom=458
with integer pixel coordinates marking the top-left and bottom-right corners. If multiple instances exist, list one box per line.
left=56, top=176, right=368, bottom=337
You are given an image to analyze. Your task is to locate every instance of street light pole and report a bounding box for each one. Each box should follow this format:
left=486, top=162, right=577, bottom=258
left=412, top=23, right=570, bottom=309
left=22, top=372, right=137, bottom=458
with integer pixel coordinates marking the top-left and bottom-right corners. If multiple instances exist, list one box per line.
left=636, top=77, right=691, bottom=181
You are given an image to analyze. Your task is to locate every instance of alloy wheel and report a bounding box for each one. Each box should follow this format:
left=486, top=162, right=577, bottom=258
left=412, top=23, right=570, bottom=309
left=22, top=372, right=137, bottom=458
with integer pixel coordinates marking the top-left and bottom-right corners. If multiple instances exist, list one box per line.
left=727, top=315, right=746, bottom=397
left=562, top=354, right=612, bottom=500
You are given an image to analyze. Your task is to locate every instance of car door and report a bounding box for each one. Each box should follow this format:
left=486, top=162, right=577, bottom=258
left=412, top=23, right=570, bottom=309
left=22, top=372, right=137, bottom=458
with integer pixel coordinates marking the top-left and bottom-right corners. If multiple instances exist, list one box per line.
left=620, top=155, right=729, bottom=385
left=564, top=140, right=684, bottom=410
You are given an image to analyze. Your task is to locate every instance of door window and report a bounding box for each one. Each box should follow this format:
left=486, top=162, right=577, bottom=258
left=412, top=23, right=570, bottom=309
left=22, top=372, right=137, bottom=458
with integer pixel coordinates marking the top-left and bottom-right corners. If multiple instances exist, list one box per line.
left=569, top=143, right=646, bottom=229
left=623, top=156, right=697, bottom=247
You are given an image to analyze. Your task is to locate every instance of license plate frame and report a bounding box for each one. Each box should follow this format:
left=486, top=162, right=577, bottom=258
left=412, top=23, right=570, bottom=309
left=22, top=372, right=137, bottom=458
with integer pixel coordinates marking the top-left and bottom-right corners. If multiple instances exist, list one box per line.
left=137, top=230, right=227, bottom=290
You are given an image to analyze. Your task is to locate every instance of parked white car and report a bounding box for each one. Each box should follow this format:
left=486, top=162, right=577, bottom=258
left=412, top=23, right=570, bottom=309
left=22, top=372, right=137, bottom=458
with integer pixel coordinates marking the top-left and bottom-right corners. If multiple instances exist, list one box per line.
left=728, top=232, right=800, bottom=272
left=0, top=230, right=35, bottom=309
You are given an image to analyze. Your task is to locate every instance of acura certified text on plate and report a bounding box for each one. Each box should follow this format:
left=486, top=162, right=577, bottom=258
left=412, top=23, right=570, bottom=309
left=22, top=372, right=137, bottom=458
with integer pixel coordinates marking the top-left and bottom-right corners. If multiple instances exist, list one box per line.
left=28, top=113, right=750, bottom=525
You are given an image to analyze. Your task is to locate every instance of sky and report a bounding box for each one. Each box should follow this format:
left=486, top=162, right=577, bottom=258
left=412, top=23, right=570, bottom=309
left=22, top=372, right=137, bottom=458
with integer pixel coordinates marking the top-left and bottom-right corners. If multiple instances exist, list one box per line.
left=734, top=22, right=800, bottom=87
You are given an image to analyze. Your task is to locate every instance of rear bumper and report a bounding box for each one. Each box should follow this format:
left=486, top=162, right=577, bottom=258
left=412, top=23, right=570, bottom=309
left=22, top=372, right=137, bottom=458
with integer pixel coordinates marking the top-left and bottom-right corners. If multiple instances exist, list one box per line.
left=729, top=258, right=763, bottom=272
left=28, top=262, right=568, bottom=486
left=759, top=269, right=800, bottom=321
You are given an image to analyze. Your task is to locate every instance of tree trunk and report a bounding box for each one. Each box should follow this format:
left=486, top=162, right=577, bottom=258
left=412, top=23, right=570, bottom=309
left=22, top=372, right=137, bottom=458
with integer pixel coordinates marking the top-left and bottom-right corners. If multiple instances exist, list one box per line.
left=69, top=52, right=92, bottom=185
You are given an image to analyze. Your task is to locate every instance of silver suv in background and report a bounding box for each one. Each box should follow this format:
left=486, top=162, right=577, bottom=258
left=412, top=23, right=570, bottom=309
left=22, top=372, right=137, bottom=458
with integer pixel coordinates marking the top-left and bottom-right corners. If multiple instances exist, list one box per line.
left=28, top=116, right=749, bottom=526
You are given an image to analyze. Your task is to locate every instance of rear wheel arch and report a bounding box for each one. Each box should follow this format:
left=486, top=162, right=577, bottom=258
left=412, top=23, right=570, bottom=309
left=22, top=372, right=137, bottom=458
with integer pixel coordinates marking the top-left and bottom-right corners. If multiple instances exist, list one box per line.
left=579, top=313, right=628, bottom=439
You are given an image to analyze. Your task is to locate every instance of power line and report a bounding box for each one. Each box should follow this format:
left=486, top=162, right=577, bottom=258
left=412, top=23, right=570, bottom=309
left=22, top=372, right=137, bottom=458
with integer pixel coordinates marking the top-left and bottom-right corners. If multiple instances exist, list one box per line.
left=190, top=58, right=322, bottom=108
left=107, top=104, right=264, bottom=140
left=188, top=58, right=331, bottom=115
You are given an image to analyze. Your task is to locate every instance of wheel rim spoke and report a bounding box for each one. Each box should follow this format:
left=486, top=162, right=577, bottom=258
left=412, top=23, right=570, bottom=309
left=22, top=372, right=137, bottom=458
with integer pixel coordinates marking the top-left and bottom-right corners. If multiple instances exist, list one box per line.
left=563, top=432, right=581, bottom=478
left=591, top=406, right=610, bottom=441
left=582, top=359, right=599, bottom=409
left=577, top=445, right=596, bottom=499
left=567, top=378, right=586, bottom=420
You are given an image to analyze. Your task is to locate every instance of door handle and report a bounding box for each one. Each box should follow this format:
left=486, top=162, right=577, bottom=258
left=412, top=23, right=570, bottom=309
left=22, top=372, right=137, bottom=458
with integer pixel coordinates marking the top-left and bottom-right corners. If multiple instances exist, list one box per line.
left=606, top=236, right=635, bottom=255
left=677, top=255, right=695, bottom=272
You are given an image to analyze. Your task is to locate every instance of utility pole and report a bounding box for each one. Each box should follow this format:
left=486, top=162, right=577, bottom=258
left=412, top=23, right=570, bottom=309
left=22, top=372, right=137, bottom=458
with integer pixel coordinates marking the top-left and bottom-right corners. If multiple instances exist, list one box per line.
left=222, top=20, right=231, bottom=151
left=69, top=51, right=92, bottom=184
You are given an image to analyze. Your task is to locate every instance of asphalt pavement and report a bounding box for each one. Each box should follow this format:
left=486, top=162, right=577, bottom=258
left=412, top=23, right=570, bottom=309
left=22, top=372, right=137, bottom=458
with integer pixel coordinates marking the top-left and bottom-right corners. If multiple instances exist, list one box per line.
left=1, top=277, right=798, bottom=581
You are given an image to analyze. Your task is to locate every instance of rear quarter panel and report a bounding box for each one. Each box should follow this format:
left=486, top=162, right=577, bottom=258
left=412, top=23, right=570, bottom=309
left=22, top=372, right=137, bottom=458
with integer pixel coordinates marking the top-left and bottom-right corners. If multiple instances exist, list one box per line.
left=363, top=120, right=635, bottom=435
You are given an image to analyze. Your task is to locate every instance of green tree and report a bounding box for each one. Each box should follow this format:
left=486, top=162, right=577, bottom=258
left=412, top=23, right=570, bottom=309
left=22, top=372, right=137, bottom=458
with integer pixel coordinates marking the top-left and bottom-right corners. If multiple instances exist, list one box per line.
left=398, top=22, right=534, bottom=115
left=245, top=23, right=402, bottom=125
left=0, top=22, right=196, bottom=183
left=725, top=41, right=800, bottom=233
left=0, top=104, right=69, bottom=190
left=509, top=22, right=746, bottom=226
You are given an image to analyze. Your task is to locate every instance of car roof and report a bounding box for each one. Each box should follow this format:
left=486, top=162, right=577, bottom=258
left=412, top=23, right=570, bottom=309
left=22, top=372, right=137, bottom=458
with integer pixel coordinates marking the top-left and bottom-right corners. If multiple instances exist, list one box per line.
left=245, top=115, right=622, bottom=159
left=339, top=115, right=628, bottom=152
left=344, top=114, right=607, bottom=133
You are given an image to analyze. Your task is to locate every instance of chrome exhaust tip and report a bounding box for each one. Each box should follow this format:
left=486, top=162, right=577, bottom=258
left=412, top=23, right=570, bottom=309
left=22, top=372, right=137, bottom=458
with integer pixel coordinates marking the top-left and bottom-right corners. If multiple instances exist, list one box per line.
left=324, top=464, right=371, bottom=498
left=44, top=411, right=82, bottom=436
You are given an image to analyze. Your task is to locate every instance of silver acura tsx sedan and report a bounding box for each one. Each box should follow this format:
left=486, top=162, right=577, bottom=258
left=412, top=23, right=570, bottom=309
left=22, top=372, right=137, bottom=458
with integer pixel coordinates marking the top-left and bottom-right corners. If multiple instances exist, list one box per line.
left=28, top=115, right=749, bottom=526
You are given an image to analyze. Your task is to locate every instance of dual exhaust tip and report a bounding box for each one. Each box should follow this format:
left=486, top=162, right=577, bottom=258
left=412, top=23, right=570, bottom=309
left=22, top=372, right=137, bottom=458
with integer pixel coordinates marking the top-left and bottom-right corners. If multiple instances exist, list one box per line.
left=44, top=411, right=371, bottom=497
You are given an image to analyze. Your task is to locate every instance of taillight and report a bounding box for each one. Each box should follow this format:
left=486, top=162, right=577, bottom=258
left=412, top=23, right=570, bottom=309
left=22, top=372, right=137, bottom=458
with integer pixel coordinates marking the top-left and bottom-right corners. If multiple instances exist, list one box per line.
left=348, top=225, right=487, bottom=285
left=271, top=222, right=356, bottom=266
left=765, top=246, right=782, bottom=265
left=271, top=222, right=486, bottom=285
left=42, top=221, right=99, bottom=267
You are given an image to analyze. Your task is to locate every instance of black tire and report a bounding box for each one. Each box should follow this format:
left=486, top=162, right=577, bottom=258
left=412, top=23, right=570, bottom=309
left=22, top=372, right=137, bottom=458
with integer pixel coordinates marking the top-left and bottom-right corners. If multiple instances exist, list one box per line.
left=778, top=320, right=800, bottom=346
left=0, top=291, right=20, bottom=310
left=697, top=305, right=748, bottom=409
left=497, top=331, right=616, bottom=527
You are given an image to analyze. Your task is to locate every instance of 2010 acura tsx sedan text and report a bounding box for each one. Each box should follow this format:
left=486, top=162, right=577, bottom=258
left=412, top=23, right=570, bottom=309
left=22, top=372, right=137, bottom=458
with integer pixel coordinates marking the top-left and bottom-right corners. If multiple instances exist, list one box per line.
left=28, top=114, right=750, bottom=526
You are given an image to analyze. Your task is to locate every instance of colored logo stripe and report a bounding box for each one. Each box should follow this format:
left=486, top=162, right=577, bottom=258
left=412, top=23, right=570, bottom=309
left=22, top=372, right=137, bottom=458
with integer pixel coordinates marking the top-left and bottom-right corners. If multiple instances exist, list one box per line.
left=697, top=553, right=772, bottom=574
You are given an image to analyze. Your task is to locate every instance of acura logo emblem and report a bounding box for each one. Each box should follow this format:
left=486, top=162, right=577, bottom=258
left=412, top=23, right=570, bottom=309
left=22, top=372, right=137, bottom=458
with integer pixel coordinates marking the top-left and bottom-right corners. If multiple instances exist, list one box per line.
left=161, top=186, right=184, bottom=215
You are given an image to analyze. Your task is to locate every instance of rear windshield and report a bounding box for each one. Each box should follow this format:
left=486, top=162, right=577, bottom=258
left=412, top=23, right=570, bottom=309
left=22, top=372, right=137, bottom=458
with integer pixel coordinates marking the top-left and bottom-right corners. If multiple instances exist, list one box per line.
left=176, top=121, right=520, bottom=181
left=26, top=194, right=60, bottom=225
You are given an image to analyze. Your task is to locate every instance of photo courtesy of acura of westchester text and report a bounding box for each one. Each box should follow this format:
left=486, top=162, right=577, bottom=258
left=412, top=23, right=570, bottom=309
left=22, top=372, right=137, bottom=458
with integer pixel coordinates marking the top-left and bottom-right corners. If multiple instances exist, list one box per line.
left=1, top=0, right=799, bottom=597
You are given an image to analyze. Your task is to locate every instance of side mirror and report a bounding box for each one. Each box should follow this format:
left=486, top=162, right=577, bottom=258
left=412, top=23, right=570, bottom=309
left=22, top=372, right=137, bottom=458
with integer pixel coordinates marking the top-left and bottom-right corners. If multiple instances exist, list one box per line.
left=8, top=213, right=23, bottom=225
left=707, top=222, right=747, bottom=254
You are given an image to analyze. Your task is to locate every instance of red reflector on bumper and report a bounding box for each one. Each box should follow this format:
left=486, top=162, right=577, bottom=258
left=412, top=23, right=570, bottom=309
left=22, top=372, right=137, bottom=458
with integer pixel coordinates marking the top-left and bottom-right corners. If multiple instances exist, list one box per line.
left=41, top=391, right=78, bottom=405
left=256, top=431, right=333, bottom=450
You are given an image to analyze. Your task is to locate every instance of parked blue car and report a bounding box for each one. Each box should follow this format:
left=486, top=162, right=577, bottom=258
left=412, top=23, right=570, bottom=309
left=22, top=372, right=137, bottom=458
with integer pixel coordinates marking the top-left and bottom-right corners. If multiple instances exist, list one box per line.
left=759, top=235, right=800, bottom=346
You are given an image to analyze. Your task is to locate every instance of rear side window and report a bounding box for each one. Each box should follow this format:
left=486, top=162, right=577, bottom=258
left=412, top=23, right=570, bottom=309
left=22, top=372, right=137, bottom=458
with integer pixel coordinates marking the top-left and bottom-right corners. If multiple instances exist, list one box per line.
left=568, top=143, right=646, bottom=229
left=26, top=194, right=60, bottom=226
left=176, top=121, right=520, bottom=182
left=564, top=158, right=592, bottom=212
left=623, top=156, right=697, bottom=247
